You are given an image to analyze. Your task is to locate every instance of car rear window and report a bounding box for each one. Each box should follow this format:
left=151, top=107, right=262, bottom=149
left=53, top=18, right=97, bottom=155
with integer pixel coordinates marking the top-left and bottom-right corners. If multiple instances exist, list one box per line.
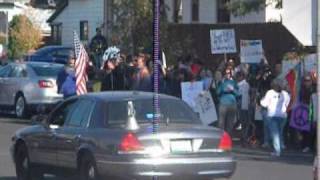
left=106, top=99, right=201, bottom=125
left=29, top=64, right=63, bottom=77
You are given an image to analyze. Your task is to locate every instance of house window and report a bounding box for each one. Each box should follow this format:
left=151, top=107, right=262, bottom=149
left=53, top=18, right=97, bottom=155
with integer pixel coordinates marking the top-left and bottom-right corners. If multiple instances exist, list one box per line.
left=173, top=0, right=182, bottom=23
left=217, top=0, right=230, bottom=23
left=52, top=23, right=62, bottom=45
left=191, top=0, right=199, bottom=22
left=80, top=21, right=89, bottom=41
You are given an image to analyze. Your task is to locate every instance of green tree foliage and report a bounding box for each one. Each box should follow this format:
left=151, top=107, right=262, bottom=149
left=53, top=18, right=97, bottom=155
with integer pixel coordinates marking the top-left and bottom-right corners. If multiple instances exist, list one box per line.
left=8, top=15, right=42, bottom=59
left=111, top=0, right=192, bottom=64
left=227, top=0, right=282, bottom=16
left=111, top=0, right=154, bottom=52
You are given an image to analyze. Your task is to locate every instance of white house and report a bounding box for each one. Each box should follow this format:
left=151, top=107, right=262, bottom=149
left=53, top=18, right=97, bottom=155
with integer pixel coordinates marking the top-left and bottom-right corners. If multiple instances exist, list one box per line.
left=48, top=0, right=317, bottom=47
left=47, top=0, right=106, bottom=46
left=0, top=0, right=54, bottom=45
left=164, top=0, right=229, bottom=24
left=164, top=0, right=317, bottom=46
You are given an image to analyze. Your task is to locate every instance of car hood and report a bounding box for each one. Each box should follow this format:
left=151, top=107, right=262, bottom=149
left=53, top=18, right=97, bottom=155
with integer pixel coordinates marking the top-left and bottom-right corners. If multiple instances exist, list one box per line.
left=14, top=125, right=43, bottom=138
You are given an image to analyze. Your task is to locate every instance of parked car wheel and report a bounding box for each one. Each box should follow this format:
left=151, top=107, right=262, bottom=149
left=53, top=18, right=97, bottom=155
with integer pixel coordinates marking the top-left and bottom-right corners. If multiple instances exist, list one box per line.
left=79, top=154, right=100, bottom=180
left=15, top=143, right=43, bottom=180
left=15, top=94, right=27, bottom=118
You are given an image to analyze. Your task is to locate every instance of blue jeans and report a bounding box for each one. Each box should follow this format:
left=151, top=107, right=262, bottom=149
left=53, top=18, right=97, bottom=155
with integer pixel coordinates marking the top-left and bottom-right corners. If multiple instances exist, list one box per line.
left=268, top=117, right=285, bottom=155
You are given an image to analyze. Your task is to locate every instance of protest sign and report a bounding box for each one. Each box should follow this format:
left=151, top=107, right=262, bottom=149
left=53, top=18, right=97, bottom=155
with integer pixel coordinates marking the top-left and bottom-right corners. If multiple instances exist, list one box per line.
left=289, top=103, right=311, bottom=132
left=194, top=91, right=218, bottom=125
left=304, top=54, right=316, bottom=73
left=240, top=40, right=264, bottom=64
left=210, top=29, right=237, bottom=54
left=181, top=81, right=203, bottom=109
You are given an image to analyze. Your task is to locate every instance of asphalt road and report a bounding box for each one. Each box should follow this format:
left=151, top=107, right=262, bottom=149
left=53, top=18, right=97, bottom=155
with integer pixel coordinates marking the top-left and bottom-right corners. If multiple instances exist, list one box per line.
left=0, top=116, right=314, bottom=180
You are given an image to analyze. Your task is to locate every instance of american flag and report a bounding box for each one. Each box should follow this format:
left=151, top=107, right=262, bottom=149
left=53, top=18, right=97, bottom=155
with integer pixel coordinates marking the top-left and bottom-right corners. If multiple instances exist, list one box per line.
left=73, top=31, right=89, bottom=95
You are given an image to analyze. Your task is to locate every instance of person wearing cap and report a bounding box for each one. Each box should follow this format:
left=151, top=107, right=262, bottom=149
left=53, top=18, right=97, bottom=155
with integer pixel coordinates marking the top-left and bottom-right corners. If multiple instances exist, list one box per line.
left=90, top=28, right=107, bottom=69
left=57, top=52, right=76, bottom=98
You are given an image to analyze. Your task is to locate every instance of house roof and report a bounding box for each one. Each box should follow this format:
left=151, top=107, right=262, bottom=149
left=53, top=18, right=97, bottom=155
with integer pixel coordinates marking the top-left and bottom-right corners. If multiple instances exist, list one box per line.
left=47, top=0, right=68, bottom=23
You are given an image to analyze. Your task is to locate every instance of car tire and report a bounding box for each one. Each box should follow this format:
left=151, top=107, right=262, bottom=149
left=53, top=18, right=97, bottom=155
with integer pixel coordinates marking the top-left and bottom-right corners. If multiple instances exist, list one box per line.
left=15, top=94, right=28, bottom=118
left=15, top=143, right=44, bottom=180
left=79, top=154, right=100, bottom=180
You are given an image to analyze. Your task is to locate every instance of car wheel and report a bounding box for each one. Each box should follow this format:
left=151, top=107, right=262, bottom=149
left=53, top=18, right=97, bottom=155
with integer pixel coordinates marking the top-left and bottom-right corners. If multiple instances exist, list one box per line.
left=79, top=155, right=100, bottom=180
left=15, top=144, right=43, bottom=180
left=15, top=94, right=27, bottom=118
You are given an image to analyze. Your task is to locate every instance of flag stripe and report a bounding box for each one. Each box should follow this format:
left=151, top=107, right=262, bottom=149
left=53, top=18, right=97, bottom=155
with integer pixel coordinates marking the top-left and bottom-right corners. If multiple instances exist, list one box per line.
left=73, top=31, right=89, bottom=95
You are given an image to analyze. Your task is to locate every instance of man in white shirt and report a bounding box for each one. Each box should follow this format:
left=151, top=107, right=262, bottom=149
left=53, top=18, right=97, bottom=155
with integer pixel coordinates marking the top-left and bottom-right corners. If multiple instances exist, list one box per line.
left=237, top=71, right=250, bottom=145
left=260, top=79, right=290, bottom=157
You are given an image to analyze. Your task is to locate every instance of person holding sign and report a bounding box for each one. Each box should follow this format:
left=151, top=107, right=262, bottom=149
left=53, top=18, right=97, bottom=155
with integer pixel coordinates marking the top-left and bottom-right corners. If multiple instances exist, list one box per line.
left=216, top=68, right=239, bottom=135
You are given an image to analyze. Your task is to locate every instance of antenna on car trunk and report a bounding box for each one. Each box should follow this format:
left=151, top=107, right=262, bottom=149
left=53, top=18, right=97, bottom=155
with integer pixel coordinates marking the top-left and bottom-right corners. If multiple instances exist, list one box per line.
left=126, top=101, right=139, bottom=130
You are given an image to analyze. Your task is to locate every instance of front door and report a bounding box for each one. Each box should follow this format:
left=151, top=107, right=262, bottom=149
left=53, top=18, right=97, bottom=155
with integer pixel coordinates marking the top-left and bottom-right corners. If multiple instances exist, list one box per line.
left=33, top=98, right=79, bottom=166
left=55, top=99, right=96, bottom=168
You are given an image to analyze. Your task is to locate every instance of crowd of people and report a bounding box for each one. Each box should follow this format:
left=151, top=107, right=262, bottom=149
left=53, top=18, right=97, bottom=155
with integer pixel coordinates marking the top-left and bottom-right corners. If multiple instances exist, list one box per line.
left=49, top=28, right=318, bottom=157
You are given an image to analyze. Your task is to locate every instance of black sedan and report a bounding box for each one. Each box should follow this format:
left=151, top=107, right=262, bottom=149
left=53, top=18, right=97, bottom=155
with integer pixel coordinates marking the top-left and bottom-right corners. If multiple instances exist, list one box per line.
left=11, top=91, right=236, bottom=180
left=25, top=46, right=73, bottom=65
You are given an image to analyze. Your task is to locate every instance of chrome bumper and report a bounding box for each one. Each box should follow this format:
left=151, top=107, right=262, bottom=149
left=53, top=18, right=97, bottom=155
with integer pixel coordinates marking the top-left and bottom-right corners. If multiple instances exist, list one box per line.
left=96, top=156, right=236, bottom=180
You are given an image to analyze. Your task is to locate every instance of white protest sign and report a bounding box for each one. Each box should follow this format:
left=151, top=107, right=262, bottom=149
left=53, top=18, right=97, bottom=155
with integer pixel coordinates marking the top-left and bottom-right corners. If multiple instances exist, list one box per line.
left=240, top=40, right=264, bottom=63
left=304, top=54, right=316, bottom=73
left=210, top=29, right=237, bottom=54
left=181, top=81, right=203, bottom=109
left=281, top=60, right=299, bottom=75
left=194, top=91, right=218, bottom=125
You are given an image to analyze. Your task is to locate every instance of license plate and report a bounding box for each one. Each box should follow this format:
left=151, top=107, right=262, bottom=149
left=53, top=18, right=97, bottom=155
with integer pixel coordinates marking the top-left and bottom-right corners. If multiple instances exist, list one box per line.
left=170, top=140, right=192, bottom=153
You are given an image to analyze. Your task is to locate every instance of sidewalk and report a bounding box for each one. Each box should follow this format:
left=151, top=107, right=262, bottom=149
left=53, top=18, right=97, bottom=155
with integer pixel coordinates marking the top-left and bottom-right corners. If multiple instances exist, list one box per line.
left=232, top=139, right=314, bottom=164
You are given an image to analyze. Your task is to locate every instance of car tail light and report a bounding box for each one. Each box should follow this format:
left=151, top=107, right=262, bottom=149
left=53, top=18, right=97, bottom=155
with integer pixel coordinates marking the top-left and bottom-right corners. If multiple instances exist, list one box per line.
left=219, top=131, right=232, bottom=151
left=38, top=80, right=54, bottom=88
left=119, top=133, right=144, bottom=152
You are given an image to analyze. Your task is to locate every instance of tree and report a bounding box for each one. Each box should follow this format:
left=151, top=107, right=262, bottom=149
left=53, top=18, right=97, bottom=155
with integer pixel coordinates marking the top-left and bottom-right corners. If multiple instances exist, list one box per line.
left=8, top=15, right=42, bottom=59
left=227, top=0, right=282, bottom=16
left=110, top=0, right=192, bottom=65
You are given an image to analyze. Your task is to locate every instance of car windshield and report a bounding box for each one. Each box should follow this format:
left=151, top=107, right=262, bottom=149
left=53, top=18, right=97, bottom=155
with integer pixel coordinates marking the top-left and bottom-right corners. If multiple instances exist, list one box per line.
left=29, top=64, right=63, bottom=77
left=106, top=99, right=201, bottom=125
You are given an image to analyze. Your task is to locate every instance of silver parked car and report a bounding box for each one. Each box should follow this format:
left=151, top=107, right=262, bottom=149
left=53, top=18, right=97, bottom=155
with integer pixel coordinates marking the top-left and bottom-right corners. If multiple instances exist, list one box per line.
left=11, top=92, right=236, bottom=180
left=0, top=62, right=64, bottom=118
